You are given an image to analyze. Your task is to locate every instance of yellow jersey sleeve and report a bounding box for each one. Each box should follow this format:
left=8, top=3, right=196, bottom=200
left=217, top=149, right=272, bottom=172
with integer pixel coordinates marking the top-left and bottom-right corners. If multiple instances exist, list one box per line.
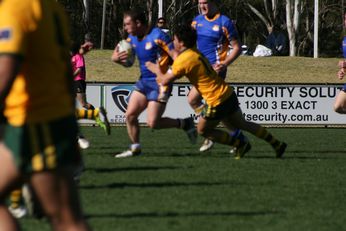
left=0, top=2, right=26, bottom=55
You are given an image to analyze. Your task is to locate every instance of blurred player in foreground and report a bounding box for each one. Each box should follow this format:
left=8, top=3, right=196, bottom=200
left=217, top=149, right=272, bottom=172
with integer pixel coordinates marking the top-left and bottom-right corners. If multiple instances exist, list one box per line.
left=191, top=0, right=247, bottom=153
left=111, top=8, right=197, bottom=158
left=0, top=0, right=91, bottom=230
left=334, top=12, right=346, bottom=114
left=146, top=25, right=287, bottom=159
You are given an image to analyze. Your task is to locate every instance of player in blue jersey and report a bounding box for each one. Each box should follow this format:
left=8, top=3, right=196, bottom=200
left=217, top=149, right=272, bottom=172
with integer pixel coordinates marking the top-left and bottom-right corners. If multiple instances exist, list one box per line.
left=334, top=12, right=346, bottom=114
left=111, top=8, right=197, bottom=158
left=191, top=0, right=248, bottom=154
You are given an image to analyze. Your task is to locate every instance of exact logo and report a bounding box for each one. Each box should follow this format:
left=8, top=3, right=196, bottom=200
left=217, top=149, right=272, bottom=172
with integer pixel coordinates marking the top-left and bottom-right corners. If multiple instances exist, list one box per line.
left=111, top=85, right=135, bottom=113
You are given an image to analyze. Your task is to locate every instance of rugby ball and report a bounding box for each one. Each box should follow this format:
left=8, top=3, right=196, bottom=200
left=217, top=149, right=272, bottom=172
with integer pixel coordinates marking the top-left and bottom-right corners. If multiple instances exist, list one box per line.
left=117, top=40, right=135, bottom=67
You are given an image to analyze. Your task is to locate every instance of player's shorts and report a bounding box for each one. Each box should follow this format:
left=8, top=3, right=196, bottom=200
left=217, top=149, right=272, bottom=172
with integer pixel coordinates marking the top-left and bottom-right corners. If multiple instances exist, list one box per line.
left=2, top=115, right=81, bottom=174
left=74, top=80, right=87, bottom=94
left=134, top=78, right=172, bottom=103
left=201, top=91, right=240, bottom=120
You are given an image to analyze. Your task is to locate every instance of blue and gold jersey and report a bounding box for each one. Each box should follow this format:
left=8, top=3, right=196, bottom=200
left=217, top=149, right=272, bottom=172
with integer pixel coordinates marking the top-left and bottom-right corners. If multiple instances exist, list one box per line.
left=128, top=27, right=173, bottom=80
left=172, top=48, right=232, bottom=107
left=192, top=13, right=238, bottom=65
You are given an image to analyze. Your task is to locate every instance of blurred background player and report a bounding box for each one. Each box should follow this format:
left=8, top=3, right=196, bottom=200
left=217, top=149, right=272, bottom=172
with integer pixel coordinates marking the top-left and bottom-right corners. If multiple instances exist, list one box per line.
left=71, top=40, right=94, bottom=110
left=334, top=12, right=346, bottom=114
left=191, top=0, right=247, bottom=153
left=157, top=17, right=169, bottom=33
left=146, top=25, right=287, bottom=159
left=71, top=41, right=111, bottom=148
left=111, top=8, right=197, bottom=158
left=0, top=0, right=91, bottom=230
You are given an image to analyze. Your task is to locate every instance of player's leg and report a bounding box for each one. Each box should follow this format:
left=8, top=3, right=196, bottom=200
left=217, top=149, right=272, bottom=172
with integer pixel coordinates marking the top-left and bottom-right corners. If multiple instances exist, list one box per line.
left=333, top=86, right=346, bottom=114
left=155, top=82, right=197, bottom=143
left=75, top=80, right=94, bottom=110
left=146, top=101, right=179, bottom=129
left=0, top=141, right=22, bottom=231
left=146, top=101, right=197, bottom=144
left=188, top=87, right=213, bottom=150
left=27, top=116, right=90, bottom=230
left=224, top=109, right=287, bottom=158
left=114, top=90, right=147, bottom=158
left=30, top=168, right=91, bottom=231
left=188, top=86, right=204, bottom=112
left=188, top=87, right=244, bottom=152
left=76, top=107, right=111, bottom=135
left=125, top=90, right=147, bottom=143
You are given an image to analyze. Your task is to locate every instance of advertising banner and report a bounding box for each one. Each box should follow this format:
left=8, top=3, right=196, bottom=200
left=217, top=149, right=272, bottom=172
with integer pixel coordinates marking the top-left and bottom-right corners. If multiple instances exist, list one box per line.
left=80, top=83, right=345, bottom=126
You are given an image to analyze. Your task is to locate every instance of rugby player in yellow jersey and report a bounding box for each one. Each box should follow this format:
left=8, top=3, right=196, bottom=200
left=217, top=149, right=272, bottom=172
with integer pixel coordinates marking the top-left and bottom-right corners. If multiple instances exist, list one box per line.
left=0, top=0, right=91, bottom=230
left=146, top=25, right=287, bottom=159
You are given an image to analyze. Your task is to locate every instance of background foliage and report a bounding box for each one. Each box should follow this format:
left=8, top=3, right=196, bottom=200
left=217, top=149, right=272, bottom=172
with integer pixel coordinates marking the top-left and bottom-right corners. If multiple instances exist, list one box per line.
left=57, top=0, right=345, bottom=57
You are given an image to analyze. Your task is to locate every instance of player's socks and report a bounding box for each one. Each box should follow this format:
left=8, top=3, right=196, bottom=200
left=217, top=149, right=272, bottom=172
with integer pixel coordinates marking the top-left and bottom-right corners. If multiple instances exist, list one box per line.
left=215, top=131, right=251, bottom=158
left=76, top=108, right=96, bottom=120
left=178, top=118, right=197, bottom=144
left=255, top=127, right=287, bottom=157
left=76, top=108, right=103, bottom=120
left=76, top=108, right=110, bottom=135
left=10, top=189, right=22, bottom=210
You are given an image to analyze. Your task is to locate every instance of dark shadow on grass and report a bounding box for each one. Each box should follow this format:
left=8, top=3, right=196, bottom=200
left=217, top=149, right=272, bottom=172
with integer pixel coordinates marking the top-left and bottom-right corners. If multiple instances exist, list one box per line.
left=79, top=181, right=237, bottom=190
left=246, top=152, right=345, bottom=160
left=86, top=166, right=189, bottom=173
left=85, top=210, right=281, bottom=219
left=235, top=148, right=346, bottom=160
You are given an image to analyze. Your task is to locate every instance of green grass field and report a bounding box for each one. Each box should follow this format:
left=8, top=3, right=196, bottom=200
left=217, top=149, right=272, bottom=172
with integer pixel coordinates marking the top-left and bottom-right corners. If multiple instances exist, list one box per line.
left=20, top=127, right=346, bottom=231
left=17, top=51, right=346, bottom=230
left=85, top=50, right=341, bottom=84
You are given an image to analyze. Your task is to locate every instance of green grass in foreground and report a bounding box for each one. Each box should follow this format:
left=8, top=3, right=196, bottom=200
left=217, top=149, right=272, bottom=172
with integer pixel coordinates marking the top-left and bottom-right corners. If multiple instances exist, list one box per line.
left=20, top=127, right=346, bottom=231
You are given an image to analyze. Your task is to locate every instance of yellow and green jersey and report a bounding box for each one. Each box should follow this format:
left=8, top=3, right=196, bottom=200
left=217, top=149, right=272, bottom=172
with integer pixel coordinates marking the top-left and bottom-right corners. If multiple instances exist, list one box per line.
left=171, top=48, right=232, bottom=107
left=0, top=0, right=74, bottom=126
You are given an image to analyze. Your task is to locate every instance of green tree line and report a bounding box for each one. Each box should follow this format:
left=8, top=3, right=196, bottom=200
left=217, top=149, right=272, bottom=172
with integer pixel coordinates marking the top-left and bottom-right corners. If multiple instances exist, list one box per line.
left=57, top=0, right=345, bottom=57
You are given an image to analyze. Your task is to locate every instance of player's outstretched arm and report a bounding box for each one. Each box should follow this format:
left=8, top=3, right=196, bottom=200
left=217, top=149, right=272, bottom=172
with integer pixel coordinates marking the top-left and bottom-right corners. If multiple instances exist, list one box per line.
left=145, top=61, right=177, bottom=85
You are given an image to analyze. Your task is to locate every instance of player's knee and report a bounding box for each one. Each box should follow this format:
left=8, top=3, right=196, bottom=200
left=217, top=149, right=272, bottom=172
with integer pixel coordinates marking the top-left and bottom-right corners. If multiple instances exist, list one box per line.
left=146, top=118, right=159, bottom=129
left=334, top=103, right=343, bottom=113
left=334, top=104, right=339, bottom=113
left=334, top=105, right=346, bottom=114
left=125, top=113, right=138, bottom=124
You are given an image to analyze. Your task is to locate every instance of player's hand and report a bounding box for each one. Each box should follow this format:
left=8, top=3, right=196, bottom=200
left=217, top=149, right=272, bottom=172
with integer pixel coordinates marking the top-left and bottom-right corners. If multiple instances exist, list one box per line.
left=337, top=69, right=345, bottom=80
left=338, top=60, right=346, bottom=69
left=145, top=61, right=160, bottom=74
left=111, top=45, right=129, bottom=65
left=212, top=63, right=227, bottom=74
left=82, top=41, right=94, bottom=51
